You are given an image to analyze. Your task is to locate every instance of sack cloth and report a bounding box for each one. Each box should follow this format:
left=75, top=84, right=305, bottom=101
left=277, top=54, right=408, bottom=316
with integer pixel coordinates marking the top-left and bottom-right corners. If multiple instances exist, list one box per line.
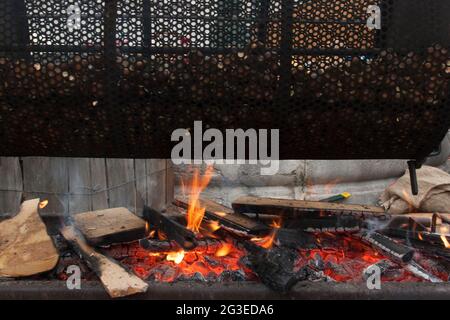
left=380, top=165, right=450, bottom=214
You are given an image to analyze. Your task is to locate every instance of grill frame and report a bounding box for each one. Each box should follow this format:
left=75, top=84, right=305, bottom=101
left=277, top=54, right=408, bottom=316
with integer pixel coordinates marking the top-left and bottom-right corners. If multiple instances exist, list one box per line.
left=0, top=0, right=448, bottom=161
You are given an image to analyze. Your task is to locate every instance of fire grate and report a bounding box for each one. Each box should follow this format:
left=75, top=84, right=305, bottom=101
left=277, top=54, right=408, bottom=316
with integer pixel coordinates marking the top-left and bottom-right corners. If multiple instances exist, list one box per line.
left=0, top=0, right=449, bottom=160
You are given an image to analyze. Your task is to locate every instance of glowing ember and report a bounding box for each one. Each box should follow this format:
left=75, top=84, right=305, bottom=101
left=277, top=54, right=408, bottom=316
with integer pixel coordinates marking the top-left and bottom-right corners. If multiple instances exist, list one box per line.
left=208, top=220, right=221, bottom=232
left=185, top=166, right=213, bottom=233
left=166, top=250, right=185, bottom=264
left=39, top=200, right=49, bottom=209
left=215, top=243, right=232, bottom=257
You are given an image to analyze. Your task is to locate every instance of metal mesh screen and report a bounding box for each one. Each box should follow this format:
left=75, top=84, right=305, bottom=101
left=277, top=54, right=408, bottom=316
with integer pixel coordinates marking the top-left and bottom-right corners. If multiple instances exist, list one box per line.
left=0, top=0, right=449, bottom=160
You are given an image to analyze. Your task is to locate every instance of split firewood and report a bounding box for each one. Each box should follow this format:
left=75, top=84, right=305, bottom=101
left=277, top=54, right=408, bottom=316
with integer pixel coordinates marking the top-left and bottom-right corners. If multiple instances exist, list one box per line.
left=232, top=196, right=387, bottom=219
left=74, top=207, right=146, bottom=246
left=174, top=197, right=269, bottom=235
left=143, top=206, right=197, bottom=250
left=60, top=225, right=148, bottom=298
left=382, top=213, right=450, bottom=250
left=0, top=199, right=59, bottom=278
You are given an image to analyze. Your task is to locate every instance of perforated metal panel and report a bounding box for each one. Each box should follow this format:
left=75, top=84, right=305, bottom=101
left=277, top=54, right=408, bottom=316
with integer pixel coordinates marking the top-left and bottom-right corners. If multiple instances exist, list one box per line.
left=0, top=0, right=449, bottom=160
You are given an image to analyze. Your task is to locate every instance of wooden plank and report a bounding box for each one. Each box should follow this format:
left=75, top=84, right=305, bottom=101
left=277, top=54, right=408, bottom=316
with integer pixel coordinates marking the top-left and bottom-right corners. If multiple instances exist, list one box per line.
left=90, top=158, right=108, bottom=211
left=134, top=159, right=147, bottom=216
left=0, top=157, right=22, bottom=215
left=22, top=157, right=68, bottom=216
left=67, top=158, right=92, bottom=214
left=74, top=207, right=146, bottom=246
left=232, top=196, right=387, bottom=217
left=146, top=160, right=167, bottom=211
left=106, top=159, right=136, bottom=213
left=0, top=199, right=59, bottom=277
left=166, top=160, right=175, bottom=206
left=61, top=225, right=148, bottom=298
left=174, top=197, right=269, bottom=235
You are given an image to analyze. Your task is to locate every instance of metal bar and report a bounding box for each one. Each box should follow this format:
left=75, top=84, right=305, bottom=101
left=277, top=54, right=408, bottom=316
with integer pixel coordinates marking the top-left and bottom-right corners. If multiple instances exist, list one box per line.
left=0, top=45, right=382, bottom=56
left=408, top=160, right=419, bottom=196
left=23, top=13, right=368, bottom=25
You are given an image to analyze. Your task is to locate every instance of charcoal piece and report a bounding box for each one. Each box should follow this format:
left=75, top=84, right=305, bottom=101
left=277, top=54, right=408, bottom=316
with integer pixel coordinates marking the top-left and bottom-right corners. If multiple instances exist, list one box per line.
left=361, top=231, right=414, bottom=264
left=305, top=267, right=336, bottom=282
left=192, top=272, right=206, bottom=282
left=204, top=256, right=221, bottom=267
left=246, top=244, right=307, bottom=293
left=285, top=215, right=361, bottom=233
left=218, top=270, right=247, bottom=282
left=362, top=259, right=399, bottom=280
left=138, top=238, right=226, bottom=254
left=309, top=253, right=325, bottom=270
left=276, top=228, right=317, bottom=249
left=405, top=261, right=444, bottom=283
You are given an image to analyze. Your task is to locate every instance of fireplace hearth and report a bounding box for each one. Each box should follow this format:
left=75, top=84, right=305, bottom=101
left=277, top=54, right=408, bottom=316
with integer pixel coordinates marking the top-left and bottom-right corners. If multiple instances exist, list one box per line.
left=0, top=0, right=449, bottom=302
left=1, top=165, right=450, bottom=300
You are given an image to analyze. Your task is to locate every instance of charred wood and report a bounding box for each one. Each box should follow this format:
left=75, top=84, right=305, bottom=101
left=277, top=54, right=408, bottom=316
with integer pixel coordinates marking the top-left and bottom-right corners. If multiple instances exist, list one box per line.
left=285, top=215, right=361, bottom=233
left=138, top=238, right=226, bottom=255
left=60, top=225, right=148, bottom=298
left=143, top=206, right=197, bottom=250
left=275, top=228, right=317, bottom=249
left=244, top=242, right=308, bottom=293
left=174, top=197, right=269, bottom=235
left=360, top=231, right=414, bottom=264
left=232, top=196, right=388, bottom=219
left=405, top=261, right=443, bottom=283
left=363, top=259, right=400, bottom=281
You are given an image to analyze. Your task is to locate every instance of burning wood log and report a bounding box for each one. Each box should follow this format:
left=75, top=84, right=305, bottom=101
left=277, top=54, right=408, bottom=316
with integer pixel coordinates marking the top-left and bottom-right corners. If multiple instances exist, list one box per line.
left=285, top=215, right=361, bottom=233
left=360, top=231, right=414, bottom=264
left=0, top=199, right=59, bottom=278
left=73, top=207, right=146, bottom=246
left=232, top=196, right=388, bottom=219
left=138, top=238, right=227, bottom=255
left=405, top=261, right=443, bottom=283
left=363, top=259, right=400, bottom=281
left=275, top=228, right=317, bottom=249
left=244, top=242, right=308, bottom=293
left=382, top=213, right=450, bottom=251
left=143, top=206, right=197, bottom=250
left=60, top=225, right=148, bottom=298
left=174, top=197, right=269, bottom=235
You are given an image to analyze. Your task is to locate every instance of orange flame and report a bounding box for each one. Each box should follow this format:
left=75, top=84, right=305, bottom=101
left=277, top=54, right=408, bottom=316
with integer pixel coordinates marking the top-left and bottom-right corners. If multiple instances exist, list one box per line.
left=441, top=235, right=450, bottom=249
left=186, top=166, right=213, bottom=233
left=251, top=219, right=281, bottom=249
left=39, top=200, right=49, bottom=209
left=166, top=250, right=185, bottom=264
left=207, top=220, right=221, bottom=232
left=215, top=243, right=233, bottom=257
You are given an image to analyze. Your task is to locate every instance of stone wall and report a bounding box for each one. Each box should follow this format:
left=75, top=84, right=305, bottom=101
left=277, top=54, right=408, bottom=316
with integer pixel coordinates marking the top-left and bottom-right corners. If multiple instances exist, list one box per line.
left=175, top=134, right=450, bottom=207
